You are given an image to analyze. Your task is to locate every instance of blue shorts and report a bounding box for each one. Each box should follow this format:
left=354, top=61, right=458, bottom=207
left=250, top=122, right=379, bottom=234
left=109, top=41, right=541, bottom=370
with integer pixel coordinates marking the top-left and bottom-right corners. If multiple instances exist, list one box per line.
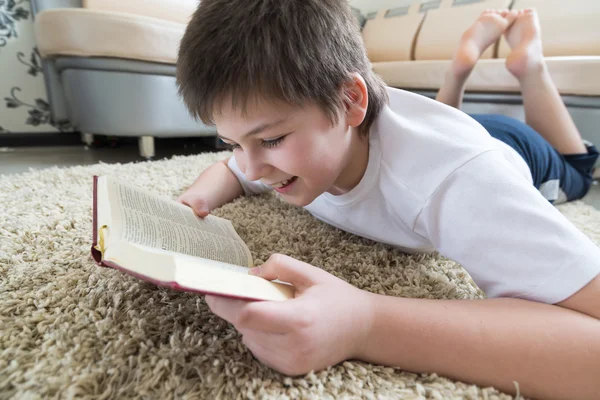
left=469, top=114, right=599, bottom=204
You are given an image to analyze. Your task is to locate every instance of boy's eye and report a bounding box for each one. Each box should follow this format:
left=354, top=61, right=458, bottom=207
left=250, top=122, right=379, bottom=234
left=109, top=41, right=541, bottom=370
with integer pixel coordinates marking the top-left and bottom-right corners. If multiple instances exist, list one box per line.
left=220, top=133, right=288, bottom=151
left=261, top=135, right=286, bottom=149
left=218, top=139, right=241, bottom=150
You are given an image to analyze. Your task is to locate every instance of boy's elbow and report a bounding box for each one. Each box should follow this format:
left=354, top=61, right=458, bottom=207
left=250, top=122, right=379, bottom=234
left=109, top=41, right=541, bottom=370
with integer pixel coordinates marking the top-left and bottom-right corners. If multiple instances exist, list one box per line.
left=556, top=275, right=600, bottom=320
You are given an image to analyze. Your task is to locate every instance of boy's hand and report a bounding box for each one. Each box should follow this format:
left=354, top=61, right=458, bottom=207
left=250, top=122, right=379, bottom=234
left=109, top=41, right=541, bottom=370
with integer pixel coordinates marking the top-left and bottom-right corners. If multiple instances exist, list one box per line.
left=205, top=254, right=375, bottom=376
left=177, top=190, right=210, bottom=218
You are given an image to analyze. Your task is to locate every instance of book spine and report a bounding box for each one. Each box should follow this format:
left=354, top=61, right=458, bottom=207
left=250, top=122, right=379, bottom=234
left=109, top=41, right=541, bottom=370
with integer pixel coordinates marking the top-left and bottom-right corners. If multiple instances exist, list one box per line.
left=91, top=175, right=104, bottom=266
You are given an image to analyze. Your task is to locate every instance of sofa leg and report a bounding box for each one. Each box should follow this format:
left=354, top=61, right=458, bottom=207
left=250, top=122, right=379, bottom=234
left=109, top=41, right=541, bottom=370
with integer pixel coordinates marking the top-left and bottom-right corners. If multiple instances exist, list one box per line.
left=139, top=136, right=155, bottom=159
left=81, top=132, right=94, bottom=146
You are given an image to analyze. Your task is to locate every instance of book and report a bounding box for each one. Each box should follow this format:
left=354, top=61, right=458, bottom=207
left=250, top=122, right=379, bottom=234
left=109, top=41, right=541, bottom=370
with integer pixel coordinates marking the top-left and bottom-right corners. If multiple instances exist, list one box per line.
left=91, top=175, right=294, bottom=301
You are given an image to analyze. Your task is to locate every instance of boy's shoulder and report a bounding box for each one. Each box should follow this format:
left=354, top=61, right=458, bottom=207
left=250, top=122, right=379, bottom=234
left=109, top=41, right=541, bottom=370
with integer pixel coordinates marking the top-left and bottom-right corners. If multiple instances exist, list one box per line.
left=372, top=88, right=508, bottom=201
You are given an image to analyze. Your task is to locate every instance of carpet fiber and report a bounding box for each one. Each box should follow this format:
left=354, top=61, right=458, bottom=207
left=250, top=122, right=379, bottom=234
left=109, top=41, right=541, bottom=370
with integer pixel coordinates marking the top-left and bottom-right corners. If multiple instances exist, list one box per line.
left=2, top=152, right=599, bottom=399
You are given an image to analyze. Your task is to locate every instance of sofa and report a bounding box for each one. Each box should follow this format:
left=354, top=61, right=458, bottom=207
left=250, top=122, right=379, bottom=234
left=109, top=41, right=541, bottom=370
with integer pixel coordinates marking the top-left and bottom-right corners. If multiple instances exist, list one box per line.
left=362, top=0, right=600, bottom=151
left=33, top=0, right=600, bottom=160
left=31, top=0, right=214, bottom=158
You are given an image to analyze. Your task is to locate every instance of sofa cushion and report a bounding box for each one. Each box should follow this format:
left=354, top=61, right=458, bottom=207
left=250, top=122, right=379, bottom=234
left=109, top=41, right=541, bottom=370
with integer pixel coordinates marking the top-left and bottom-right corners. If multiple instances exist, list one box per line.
left=83, top=0, right=199, bottom=25
left=361, top=3, right=424, bottom=62
left=35, top=9, right=185, bottom=64
left=498, top=0, right=600, bottom=57
left=415, top=0, right=513, bottom=60
left=372, top=57, right=600, bottom=96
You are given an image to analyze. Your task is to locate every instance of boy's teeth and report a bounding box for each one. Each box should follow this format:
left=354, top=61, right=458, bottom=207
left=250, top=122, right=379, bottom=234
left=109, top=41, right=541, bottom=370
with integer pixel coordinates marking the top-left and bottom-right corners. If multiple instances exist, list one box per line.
left=272, top=178, right=292, bottom=188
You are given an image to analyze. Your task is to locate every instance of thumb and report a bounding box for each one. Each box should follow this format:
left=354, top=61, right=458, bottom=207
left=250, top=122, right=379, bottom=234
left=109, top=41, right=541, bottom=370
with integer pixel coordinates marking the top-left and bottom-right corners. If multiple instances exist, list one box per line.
left=179, top=196, right=210, bottom=218
left=249, top=253, right=329, bottom=290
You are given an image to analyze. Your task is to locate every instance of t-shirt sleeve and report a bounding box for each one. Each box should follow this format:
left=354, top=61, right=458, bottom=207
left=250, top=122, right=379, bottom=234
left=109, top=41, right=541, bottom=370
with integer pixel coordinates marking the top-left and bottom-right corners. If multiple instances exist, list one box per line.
left=227, top=156, right=273, bottom=196
left=413, top=150, right=600, bottom=304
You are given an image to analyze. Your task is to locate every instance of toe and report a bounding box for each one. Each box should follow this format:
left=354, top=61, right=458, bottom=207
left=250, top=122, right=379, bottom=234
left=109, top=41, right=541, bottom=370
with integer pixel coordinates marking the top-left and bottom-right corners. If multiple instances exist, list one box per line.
left=506, top=10, right=519, bottom=23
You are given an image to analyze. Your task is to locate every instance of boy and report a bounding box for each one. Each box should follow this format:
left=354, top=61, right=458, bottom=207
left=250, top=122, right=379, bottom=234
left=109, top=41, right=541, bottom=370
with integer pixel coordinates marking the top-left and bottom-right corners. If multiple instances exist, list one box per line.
left=176, top=1, right=600, bottom=398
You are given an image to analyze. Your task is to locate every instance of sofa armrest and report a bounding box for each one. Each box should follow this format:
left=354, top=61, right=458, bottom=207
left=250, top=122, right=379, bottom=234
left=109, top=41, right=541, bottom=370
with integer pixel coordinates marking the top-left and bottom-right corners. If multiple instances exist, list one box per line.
left=30, top=0, right=82, bottom=127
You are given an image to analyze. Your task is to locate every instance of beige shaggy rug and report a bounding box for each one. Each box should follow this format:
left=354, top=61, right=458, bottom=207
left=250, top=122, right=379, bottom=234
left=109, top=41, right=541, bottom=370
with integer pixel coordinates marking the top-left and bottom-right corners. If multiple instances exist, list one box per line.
left=2, top=152, right=599, bottom=399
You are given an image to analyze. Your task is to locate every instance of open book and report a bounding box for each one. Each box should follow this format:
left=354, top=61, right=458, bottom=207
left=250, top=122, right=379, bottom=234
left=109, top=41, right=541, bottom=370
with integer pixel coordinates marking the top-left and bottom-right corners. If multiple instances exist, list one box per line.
left=91, top=175, right=294, bottom=301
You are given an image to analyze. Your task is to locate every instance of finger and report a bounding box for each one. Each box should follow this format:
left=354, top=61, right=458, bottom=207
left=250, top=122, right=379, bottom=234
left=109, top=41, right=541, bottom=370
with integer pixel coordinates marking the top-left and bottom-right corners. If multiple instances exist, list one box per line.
left=249, top=254, right=330, bottom=290
left=194, top=209, right=210, bottom=218
left=243, top=329, right=309, bottom=376
left=241, top=331, right=281, bottom=371
left=205, top=295, right=252, bottom=325
left=240, top=329, right=292, bottom=372
left=207, top=294, right=301, bottom=333
left=179, top=196, right=210, bottom=218
left=240, top=328, right=288, bottom=349
left=235, top=299, right=308, bottom=333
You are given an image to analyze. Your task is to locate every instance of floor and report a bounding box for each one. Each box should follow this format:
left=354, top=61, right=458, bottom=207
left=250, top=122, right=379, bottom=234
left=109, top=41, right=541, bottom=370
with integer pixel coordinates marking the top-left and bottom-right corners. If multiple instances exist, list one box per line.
left=0, top=136, right=220, bottom=174
left=1, top=138, right=599, bottom=210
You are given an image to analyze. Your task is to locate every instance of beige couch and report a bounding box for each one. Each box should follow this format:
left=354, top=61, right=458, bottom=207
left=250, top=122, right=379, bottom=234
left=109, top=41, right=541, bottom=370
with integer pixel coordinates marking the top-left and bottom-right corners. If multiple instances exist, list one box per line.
left=36, top=0, right=195, bottom=65
left=362, top=0, right=600, bottom=151
left=33, top=0, right=210, bottom=158
left=364, top=0, right=600, bottom=96
left=34, top=0, right=600, bottom=156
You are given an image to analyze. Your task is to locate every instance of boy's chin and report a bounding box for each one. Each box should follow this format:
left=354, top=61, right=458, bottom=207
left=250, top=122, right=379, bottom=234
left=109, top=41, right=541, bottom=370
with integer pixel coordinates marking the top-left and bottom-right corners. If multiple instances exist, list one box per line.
left=278, top=191, right=320, bottom=207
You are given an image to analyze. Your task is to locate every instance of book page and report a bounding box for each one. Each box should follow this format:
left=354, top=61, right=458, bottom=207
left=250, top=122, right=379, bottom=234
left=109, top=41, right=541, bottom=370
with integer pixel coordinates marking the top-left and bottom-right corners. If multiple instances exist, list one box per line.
left=106, top=177, right=253, bottom=267
left=106, top=240, right=293, bottom=301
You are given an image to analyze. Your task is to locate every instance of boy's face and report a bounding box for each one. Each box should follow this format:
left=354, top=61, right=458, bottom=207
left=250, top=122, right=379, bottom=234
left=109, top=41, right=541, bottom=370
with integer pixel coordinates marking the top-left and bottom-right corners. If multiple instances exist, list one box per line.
left=215, top=98, right=359, bottom=207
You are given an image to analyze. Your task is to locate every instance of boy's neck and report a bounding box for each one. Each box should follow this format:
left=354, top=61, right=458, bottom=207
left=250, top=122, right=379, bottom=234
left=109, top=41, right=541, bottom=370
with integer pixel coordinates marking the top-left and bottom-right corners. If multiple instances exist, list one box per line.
left=327, top=127, right=370, bottom=196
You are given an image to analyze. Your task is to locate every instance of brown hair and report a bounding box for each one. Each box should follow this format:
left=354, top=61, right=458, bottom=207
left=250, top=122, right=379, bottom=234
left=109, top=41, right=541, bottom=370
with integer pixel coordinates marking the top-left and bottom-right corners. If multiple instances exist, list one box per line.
left=176, top=0, right=388, bottom=137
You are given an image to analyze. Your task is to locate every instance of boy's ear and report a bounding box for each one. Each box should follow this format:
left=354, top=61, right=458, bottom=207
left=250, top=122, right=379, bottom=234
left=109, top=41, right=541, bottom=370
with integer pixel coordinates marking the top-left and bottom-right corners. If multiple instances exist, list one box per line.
left=343, top=73, right=368, bottom=128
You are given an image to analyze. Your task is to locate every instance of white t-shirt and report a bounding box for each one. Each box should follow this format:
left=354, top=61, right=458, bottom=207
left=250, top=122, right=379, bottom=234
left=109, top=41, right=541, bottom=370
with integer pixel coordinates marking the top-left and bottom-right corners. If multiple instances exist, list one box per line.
left=228, top=87, right=600, bottom=304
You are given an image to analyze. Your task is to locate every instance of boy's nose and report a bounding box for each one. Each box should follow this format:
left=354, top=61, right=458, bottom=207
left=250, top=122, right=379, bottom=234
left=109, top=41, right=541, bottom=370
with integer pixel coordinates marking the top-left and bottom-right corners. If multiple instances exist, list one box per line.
left=244, top=154, right=270, bottom=181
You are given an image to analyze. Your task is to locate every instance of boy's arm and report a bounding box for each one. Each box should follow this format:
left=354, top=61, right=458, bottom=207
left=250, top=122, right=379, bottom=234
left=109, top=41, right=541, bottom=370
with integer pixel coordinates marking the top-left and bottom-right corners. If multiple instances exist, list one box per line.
left=401, top=150, right=600, bottom=398
left=205, top=254, right=600, bottom=400
left=178, top=158, right=244, bottom=214
left=358, top=293, right=600, bottom=400
left=558, top=274, right=600, bottom=319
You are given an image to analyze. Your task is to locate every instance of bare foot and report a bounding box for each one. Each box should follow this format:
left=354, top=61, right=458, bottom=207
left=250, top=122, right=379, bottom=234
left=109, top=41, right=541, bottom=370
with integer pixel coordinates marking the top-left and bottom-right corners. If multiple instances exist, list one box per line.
left=451, top=9, right=518, bottom=78
left=505, top=9, right=545, bottom=79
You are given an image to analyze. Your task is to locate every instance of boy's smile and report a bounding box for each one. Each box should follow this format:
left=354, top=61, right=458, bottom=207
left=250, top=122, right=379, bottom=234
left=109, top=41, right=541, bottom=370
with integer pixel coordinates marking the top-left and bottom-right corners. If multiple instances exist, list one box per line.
left=214, top=76, right=370, bottom=207
left=269, top=176, right=298, bottom=193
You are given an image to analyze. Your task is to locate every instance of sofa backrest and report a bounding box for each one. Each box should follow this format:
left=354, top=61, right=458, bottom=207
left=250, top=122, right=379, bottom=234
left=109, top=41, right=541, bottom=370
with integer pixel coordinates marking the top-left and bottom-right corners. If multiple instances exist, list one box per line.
left=363, top=0, right=600, bottom=62
left=362, top=0, right=517, bottom=63
left=414, top=0, right=512, bottom=60
left=30, top=0, right=82, bottom=15
left=361, top=3, right=425, bottom=62
left=82, top=0, right=199, bottom=25
left=497, top=0, right=600, bottom=57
